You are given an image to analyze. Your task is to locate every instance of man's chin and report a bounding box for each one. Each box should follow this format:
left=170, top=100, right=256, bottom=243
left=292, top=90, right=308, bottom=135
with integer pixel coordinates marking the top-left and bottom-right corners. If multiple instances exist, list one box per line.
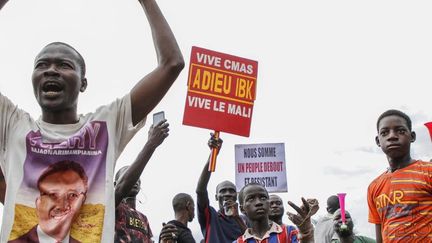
left=336, top=229, right=352, bottom=238
left=40, top=214, right=75, bottom=238
left=127, top=191, right=139, bottom=198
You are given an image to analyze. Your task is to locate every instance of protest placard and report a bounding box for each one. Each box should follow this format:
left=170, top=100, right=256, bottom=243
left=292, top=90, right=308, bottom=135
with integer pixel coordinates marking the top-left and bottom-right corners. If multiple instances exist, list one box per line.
left=183, top=46, right=258, bottom=137
left=235, top=143, right=287, bottom=192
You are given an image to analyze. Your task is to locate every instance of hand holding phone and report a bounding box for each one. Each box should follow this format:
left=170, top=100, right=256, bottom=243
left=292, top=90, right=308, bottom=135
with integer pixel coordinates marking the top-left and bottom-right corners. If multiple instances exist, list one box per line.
left=153, top=111, right=165, bottom=126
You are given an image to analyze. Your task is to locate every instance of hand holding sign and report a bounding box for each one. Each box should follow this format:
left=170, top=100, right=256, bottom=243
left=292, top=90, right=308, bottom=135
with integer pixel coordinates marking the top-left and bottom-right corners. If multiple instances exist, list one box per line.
left=207, top=132, right=222, bottom=172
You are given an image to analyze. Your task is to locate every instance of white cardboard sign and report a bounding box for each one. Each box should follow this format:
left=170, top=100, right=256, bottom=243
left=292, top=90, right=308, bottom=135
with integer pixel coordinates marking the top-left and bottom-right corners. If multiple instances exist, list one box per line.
left=235, top=143, right=287, bottom=193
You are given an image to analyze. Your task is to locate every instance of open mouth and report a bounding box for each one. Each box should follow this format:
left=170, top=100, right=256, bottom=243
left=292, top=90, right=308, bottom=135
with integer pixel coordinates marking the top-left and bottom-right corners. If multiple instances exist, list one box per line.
left=223, top=199, right=234, bottom=205
left=42, top=81, right=63, bottom=96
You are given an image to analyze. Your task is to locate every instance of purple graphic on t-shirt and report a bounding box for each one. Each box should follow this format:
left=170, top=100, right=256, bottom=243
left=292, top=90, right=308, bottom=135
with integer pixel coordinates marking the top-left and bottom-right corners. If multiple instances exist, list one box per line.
left=21, top=121, right=108, bottom=203
left=9, top=121, right=109, bottom=242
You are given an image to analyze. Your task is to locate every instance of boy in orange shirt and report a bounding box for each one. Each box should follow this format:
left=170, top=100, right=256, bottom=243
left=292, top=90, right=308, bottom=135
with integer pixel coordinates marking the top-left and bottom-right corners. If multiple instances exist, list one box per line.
left=368, top=109, right=432, bottom=242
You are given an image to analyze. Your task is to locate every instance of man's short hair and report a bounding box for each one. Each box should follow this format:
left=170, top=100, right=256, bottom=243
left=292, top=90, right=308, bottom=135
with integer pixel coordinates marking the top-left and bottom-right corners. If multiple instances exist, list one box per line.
left=172, top=193, right=193, bottom=212
left=326, top=195, right=340, bottom=214
left=41, top=42, right=86, bottom=78
left=215, top=180, right=236, bottom=193
left=377, top=109, right=412, bottom=131
left=238, top=182, right=268, bottom=206
left=37, top=160, right=88, bottom=190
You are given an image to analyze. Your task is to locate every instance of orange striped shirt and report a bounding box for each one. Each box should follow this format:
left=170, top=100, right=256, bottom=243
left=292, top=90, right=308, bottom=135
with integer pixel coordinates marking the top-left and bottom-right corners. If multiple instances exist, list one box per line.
left=368, top=160, right=432, bottom=242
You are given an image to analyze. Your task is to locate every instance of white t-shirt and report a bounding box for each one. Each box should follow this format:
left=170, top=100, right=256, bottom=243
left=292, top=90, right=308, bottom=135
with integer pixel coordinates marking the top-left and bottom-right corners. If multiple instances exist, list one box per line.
left=0, top=93, right=144, bottom=243
left=314, top=213, right=335, bottom=243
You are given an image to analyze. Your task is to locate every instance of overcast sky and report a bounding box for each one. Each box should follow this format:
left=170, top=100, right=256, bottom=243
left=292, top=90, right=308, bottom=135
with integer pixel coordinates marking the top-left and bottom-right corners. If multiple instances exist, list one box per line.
left=1, top=0, right=432, bottom=240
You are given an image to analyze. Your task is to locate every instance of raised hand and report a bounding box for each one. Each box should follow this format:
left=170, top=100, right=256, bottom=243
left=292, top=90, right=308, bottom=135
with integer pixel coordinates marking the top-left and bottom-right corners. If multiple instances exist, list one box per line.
left=287, top=197, right=319, bottom=240
left=208, top=133, right=223, bottom=153
left=147, top=119, right=169, bottom=149
left=0, top=0, right=8, bottom=10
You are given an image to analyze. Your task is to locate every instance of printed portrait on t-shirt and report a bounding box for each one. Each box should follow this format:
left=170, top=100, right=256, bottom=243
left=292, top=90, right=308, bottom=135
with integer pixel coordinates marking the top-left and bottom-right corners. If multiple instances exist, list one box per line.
left=8, top=122, right=108, bottom=243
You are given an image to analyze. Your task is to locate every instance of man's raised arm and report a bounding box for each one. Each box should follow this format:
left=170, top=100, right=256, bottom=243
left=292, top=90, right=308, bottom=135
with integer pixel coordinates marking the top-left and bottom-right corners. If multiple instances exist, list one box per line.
left=131, top=0, right=184, bottom=126
left=0, top=0, right=7, bottom=10
left=115, top=120, right=169, bottom=207
left=196, top=134, right=222, bottom=205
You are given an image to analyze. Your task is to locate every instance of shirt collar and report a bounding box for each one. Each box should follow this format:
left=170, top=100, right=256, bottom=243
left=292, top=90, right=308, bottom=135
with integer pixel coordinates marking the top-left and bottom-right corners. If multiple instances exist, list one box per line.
left=37, top=225, right=70, bottom=243
left=242, top=221, right=282, bottom=241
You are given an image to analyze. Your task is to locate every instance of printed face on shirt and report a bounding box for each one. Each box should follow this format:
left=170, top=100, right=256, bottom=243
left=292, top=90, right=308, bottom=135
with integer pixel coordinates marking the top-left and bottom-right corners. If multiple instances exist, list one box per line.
left=36, top=169, right=87, bottom=239
left=32, top=43, right=87, bottom=113
left=269, top=194, right=284, bottom=220
left=376, top=115, right=415, bottom=159
left=240, top=184, right=269, bottom=221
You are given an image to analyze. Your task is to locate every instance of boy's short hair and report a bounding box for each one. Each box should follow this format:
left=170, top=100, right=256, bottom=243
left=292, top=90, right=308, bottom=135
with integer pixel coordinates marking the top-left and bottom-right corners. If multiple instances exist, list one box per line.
left=377, top=109, right=412, bottom=131
left=238, top=182, right=268, bottom=206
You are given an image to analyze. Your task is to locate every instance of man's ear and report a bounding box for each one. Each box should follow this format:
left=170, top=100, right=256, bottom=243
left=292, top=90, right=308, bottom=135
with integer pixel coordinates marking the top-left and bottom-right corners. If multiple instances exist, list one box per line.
left=411, top=131, right=416, bottom=142
left=215, top=194, right=218, bottom=201
left=80, top=78, right=87, bottom=92
left=35, top=197, right=41, bottom=216
left=375, top=136, right=381, bottom=147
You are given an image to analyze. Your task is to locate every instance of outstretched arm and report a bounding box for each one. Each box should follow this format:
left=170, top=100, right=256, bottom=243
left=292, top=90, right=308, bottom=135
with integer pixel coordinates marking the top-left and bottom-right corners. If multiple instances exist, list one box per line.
left=115, top=120, right=169, bottom=207
left=131, top=0, right=185, bottom=126
left=196, top=134, right=222, bottom=206
left=0, top=0, right=7, bottom=10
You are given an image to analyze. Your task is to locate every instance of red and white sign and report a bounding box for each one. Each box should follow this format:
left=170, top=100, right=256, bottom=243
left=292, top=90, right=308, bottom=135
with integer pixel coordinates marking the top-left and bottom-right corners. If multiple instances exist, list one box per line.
left=182, top=46, right=258, bottom=137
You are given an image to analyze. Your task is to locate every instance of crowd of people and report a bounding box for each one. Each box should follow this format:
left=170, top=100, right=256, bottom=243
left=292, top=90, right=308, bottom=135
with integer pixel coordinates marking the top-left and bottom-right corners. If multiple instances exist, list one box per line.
left=1, top=0, right=432, bottom=242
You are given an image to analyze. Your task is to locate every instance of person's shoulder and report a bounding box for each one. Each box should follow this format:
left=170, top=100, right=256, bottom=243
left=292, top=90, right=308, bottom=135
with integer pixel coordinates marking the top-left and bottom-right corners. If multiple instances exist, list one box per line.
left=404, top=160, right=432, bottom=177
left=356, top=235, right=376, bottom=243
left=412, top=160, right=432, bottom=169
left=8, top=225, right=38, bottom=243
left=368, top=170, right=389, bottom=188
left=136, top=209, right=149, bottom=220
left=316, top=213, right=333, bottom=223
left=198, top=200, right=216, bottom=214
left=167, top=220, right=188, bottom=229
left=284, top=224, right=299, bottom=237
left=70, top=235, right=81, bottom=243
left=0, top=93, right=32, bottom=120
left=84, top=94, right=130, bottom=117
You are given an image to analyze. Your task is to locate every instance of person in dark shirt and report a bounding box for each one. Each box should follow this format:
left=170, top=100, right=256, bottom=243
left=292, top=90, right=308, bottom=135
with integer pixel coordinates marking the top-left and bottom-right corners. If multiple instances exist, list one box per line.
left=196, top=134, right=248, bottom=243
left=162, top=193, right=196, bottom=243
left=115, top=120, right=169, bottom=242
left=332, top=209, right=375, bottom=243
